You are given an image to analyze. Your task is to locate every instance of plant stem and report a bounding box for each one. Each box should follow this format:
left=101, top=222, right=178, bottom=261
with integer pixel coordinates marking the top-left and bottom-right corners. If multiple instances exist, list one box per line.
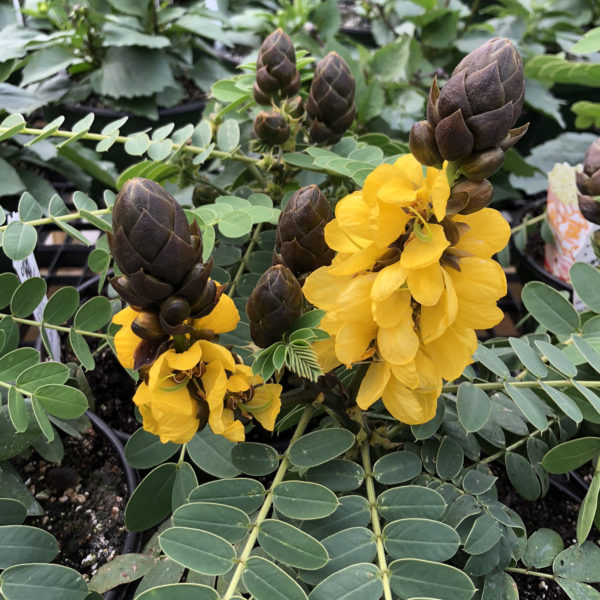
left=221, top=403, right=314, bottom=600
left=505, top=567, right=556, bottom=581
left=0, top=314, right=109, bottom=339
left=0, top=207, right=110, bottom=233
left=227, top=223, right=264, bottom=298
left=511, top=212, right=546, bottom=234
left=0, top=125, right=261, bottom=166
left=360, top=442, right=393, bottom=600
left=442, top=379, right=600, bottom=394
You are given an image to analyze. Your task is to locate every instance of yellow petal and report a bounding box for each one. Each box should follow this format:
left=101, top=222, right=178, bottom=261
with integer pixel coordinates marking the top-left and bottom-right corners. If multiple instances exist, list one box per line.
left=335, top=192, right=375, bottom=241
left=197, top=340, right=236, bottom=371
left=324, top=219, right=370, bottom=253
left=329, top=242, right=381, bottom=276
left=420, top=268, right=458, bottom=343
left=377, top=178, right=417, bottom=206
left=356, top=361, right=390, bottom=409
left=336, top=273, right=376, bottom=322
left=426, top=166, right=450, bottom=222
left=202, top=360, right=228, bottom=434
left=133, top=382, right=152, bottom=406
left=375, top=201, right=411, bottom=248
left=382, top=376, right=438, bottom=425
left=303, top=266, right=349, bottom=311
left=448, top=257, right=507, bottom=303
left=113, top=307, right=139, bottom=370
left=371, top=262, right=407, bottom=302
left=400, top=224, right=449, bottom=270
left=390, top=360, right=419, bottom=389
left=363, top=163, right=398, bottom=207
left=393, top=154, right=425, bottom=187
left=454, top=209, right=510, bottom=258
left=406, top=261, right=444, bottom=306
left=335, top=321, right=377, bottom=367
left=372, top=289, right=411, bottom=328
left=167, top=340, right=203, bottom=371
left=312, top=338, right=342, bottom=373
left=147, top=351, right=173, bottom=391
left=377, top=317, right=419, bottom=366
left=227, top=373, right=251, bottom=393
left=219, top=409, right=246, bottom=442
left=194, top=294, right=240, bottom=334
left=247, top=383, right=282, bottom=431
left=424, top=324, right=477, bottom=382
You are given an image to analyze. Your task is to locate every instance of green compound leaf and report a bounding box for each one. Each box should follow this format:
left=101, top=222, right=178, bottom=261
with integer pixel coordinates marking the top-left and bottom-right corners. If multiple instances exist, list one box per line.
left=505, top=451, right=541, bottom=501
left=384, top=518, right=460, bottom=562
left=304, top=459, right=365, bottom=491
left=577, top=472, right=600, bottom=543
left=172, top=502, right=250, bottom=543
left=43, top=287, right=80, bottom=325
left=377, top=486, right=446, bottom=521
left=553, top=542, right=600, bottom=583
left=8, top=387, right=28, bottom=432
left=186, top=427, right=240, bottom=478
left=0, top=525, right=58, bottom=568
left=509, top=336, right=548, bottom=377
left=136, top=583, right=218, bottom=600
left=570, top=262, right=600, bottom=312
left=0, top=563, right=88, bottom=600
left=436, top=437, right=464, bottom=481
left=0, top=498, right=27, bottom=526
left=125, top=463, right=177, bottom=532
left=272, top=480, right=338, bottom=520
left=218, top=210, right=253, bottom=238
left=89, top=553, right=156, bottom=593
left=457, top=382, right=491, bottom=433
left=521, top=281, right=579, bottom=335
left=124, top=428, right=180, bottom=469
left=288, top=428, right=355, bottom=468
left=171, top=462, right=197, bottom=511
left=299, top=527, right=377, bottom=586
left=0, top=273, right=19, bottom=309
left=17, top=362, right=69, bottom=392
left=464, top=514, right=502, bottom=555
left=389, top=559, right=475, bottom=600
left=242, top=556, right=308, bottom=600
left=2, top=221, right=37, bottom=260
left=258, top=519, right=328, bottom=570
left=231, top=441, right=279, bottom=476
left=216, top=119, right=240, bottom=152
left=74, top=296, right=112, bottom=332
left=557, top=578, right=600, bottom=600
left=523, top=528, right=564, bottom=569
left=308, top=563, right=383, bottom=600
left=188, top=478, right=265, bottom=513
left=10, top=277, right=46, bottom=318
left=33, top=384, right=88, bottom=419
left=300, top=495, right=371, bottom=540
left=542, top=437, right=600, bottom=474
left=373, top=451, right=422, bottom=484
left=159, top=526, right=235, bottom=575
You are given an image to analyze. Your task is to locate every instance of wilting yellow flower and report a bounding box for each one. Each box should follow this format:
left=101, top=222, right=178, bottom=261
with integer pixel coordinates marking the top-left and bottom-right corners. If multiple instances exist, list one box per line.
left=112, top=293, right=280, bottom=443
left=304, top=154, right=510, bottom=424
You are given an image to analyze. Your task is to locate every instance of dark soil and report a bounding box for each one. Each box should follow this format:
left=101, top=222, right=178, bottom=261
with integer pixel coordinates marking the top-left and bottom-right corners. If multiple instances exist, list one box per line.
left=495, top=467, right=600, bottom=599
left=15, top=425, right=129, bottom=579
left=83, top=346, right=139, bottom=435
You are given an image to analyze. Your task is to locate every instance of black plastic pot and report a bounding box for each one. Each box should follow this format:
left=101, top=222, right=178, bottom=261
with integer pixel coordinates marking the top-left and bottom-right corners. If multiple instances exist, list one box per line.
left=511, top=198, right=572, bottom=296
left=86, top=411, right=141, bottom=600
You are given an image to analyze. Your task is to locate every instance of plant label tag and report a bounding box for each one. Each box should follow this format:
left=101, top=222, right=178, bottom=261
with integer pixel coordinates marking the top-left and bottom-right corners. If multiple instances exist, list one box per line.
left=7, top=212, right=62, bottom=361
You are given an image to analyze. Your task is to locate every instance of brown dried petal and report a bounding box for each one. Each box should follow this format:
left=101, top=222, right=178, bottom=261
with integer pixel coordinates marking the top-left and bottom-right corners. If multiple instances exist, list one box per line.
left=465, top=102, right=514, bottom=151
left=126, top=209, right=172, bottom=263
left=177, top=260, right=213, bottom=302
left=409, top=120, right=443, bottom=168
left=578, top=194, right=600, bottom=226
left=437, top=70, right=472, bottom=120
left=150, top=234, right=197, bottom=284
left=131, top=310, right=165, bottom=341
left=128, top=270, right=174, bottom=303
left=496, top=123, right=529, bottom=151
left=426, top=76, right=440, bottom=125
left=111, top=228, right=151, bottom=275
left=576, top=171, right=591, bottom=196
left=455, top=178, right=494, bottom=215
left=110, top=276, right=152, bottom=309
left=459, top=147, right=505, bottom=181
left=465, top=63, right=505, bottom=114
left=584, top=139, right=600, bottom=176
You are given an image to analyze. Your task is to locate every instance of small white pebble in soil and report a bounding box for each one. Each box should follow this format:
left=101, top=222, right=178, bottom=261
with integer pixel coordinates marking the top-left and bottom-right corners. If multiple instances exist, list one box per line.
left=35, top=491, right=49, bottom=500
left=58, top=496, right=68, bottom=503
left=81, top=554, right=97, bottom=567
left=111, top=507, right=119, bottom=518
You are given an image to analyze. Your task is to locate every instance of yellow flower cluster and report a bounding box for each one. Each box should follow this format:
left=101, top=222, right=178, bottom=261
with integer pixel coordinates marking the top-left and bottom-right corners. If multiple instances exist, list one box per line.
left=113, top=293, right=281, bottom=444
left=303, top=155, right=510, bottom=425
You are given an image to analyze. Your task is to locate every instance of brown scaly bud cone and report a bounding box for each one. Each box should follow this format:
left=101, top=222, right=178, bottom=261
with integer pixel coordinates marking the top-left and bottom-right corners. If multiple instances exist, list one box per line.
left=306, top=52, right=356, bottom=145
left=410, top=38, right=528, bottom=180
left=246, top=265, right=303, bottom=348
left=253, top=29, right=301, bottom=105
left=577, top=138, right=600, bottom=225
left=253, top=111, right=290, bottom=146
left=108, top=178, right=221, bottom=341
left=273, top=185, right=334, bottom=279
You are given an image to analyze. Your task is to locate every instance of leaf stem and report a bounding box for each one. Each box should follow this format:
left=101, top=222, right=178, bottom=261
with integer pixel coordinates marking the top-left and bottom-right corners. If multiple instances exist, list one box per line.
left=505, top=567, right=556, bottom=580
left=221, top=403, right=314, bottom=600
left=360, top=441, right=393, bottom=600
left=0, top=313, right=109, bottom=339
left=511, top=212, right=546, bottom=234
left=442, top=379, right=600, bottom=394
left=227, top=223, right=264, bottom=298
left=0, top=207, right=110, bottom=233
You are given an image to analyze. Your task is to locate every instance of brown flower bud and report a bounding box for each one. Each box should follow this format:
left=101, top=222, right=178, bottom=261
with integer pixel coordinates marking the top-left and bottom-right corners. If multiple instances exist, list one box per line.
left=459, top=147, right=505, bottom=181
left=450, top=178, right=494, bottom=215
left=253, top=111, right=290, bottom=145
left=131, top=311, right=165, bottom=341
left=253, top=29, right=301, bottom=105
left=246, top=265, right=303, bottom=348
left=108, top=177, right=217, bottom=335
left=274, top=185, right=334, bottom=277
left=427, top=38, right=525, bottom=161
left=306, top=52, right=356, bottom=145
left=409, top=120, right=443, bottom=168
left=577, top=138, right=600, bottom=224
